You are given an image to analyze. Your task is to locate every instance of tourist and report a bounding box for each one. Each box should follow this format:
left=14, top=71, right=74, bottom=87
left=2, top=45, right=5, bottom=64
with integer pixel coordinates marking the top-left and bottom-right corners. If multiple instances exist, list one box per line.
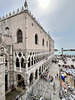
left=53, top=82, right=56, bottom=91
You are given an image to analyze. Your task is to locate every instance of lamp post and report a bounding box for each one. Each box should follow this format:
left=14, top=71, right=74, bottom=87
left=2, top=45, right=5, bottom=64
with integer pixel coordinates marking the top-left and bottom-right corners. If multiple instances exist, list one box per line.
left=61, top=48, right=63, bottom=56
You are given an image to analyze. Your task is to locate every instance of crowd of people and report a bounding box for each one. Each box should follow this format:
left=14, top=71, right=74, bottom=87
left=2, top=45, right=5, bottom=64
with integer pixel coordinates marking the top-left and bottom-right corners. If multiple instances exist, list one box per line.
left=41, top=71, right=54, bottom=82
left=55, top=55, right=75, bottom=100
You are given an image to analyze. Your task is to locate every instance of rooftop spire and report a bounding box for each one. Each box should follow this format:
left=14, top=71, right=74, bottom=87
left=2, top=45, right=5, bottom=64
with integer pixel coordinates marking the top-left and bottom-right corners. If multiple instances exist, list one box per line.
left=24, top=0, right=28, bottom=9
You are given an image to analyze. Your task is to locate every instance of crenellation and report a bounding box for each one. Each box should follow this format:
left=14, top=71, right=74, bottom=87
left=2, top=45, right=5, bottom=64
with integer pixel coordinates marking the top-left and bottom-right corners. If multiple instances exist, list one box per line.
left=6, top=14, right=8, bottom=18
left=21, top=6, right=24, bottom=11
left=17, top=8, right=19, bottom=13
left=9, top=12, right=11, bottom=17
left=13, top=10, right=15, bottom=15
left=3, top=16, right=5, bottom=19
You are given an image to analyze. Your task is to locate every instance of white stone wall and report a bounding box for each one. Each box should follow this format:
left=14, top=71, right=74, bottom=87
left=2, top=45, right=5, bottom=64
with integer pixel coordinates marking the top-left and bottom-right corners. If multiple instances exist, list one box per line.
left=0, top=57, right=5, bottom=100
left=27, top=13, right=50, bottom=51
left=0, top=12, right=26, bottom=50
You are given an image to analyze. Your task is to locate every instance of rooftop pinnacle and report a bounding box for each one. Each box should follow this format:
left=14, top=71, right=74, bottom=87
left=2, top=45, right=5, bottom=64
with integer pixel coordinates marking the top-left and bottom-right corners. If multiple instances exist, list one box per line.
left=24, top=0, right=28, bottom=9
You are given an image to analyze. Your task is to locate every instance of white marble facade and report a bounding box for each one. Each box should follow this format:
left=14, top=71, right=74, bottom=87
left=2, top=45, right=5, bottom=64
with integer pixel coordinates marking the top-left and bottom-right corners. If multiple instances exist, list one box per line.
left=0, top=1, right=54, bottom=93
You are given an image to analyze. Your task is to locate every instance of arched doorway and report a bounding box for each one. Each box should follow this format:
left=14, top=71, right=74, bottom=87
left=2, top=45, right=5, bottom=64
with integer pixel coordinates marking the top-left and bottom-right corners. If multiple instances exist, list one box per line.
left=29, top=73, right=33, bottom=84
left=17, top=74, right=25, bottom=90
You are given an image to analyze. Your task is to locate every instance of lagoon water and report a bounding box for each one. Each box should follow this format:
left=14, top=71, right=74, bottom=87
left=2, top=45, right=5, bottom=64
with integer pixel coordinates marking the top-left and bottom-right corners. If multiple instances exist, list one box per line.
left=54, top=51, right=75, bottom=55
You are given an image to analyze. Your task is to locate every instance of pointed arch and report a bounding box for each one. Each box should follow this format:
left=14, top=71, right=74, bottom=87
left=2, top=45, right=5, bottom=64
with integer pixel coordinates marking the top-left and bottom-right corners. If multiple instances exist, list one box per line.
left=17, top=29, right=23, bottom=43
left=16, top=74, right=25, bottom=90
left=42, top=38, right=44, bottom=46
left=21, top=58, right=25, bottom=68
left=28, top=57, right=30, bottom=67
left=35, top=34, right=38, bottom=44
left=16, top=58, right=20, bottom=67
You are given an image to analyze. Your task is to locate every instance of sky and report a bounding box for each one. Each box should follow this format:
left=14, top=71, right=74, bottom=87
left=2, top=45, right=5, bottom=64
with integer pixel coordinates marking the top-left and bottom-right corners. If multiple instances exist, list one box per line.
left=0, top=0, right=75, bottom=50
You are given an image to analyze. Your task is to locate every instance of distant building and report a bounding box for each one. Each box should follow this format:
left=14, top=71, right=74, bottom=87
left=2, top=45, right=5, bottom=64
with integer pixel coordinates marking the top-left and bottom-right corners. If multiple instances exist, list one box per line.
left=0, top=0, right=54, bottom=95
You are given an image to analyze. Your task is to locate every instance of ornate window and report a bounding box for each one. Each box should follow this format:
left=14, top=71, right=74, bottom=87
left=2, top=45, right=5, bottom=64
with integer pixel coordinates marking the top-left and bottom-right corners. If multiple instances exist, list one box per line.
left=28, top=57, right=30, bottom=67
left=17, top=29, right=23, bottom=43
left=42, top=38, right=44, bottom=46
left=21, top=58, right=25, bottom=68
left=46, top=41, right=48, bottom=47
left=16, top=58, right=20, bottom=67
left=35, top=34, right=38, bottom=44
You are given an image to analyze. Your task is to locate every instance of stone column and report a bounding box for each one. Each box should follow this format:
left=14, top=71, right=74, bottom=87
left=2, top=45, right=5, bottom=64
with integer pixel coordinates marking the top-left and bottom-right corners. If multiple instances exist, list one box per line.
left=13, top=52, right=16, bottom=71
left=37, top=69, right=39, bottom=79
left=25, top=74, right=29, bottom=92
left=25, top=63, right=28, bottom=72
left=13, top=73, right=17, bottom=89
left=33, top=57, right=34, bottom=65
left=8, top=73, right=10, bottom=90
left=25, top=57, right=28, bottom=72
left=61, top=48, right=63, bottom=56
left=7, top=57, right=9, bottom=71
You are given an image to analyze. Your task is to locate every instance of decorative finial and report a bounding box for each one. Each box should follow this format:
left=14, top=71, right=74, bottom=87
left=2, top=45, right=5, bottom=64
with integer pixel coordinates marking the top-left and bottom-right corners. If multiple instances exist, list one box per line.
left=24, top=0, right=28, bottom=9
